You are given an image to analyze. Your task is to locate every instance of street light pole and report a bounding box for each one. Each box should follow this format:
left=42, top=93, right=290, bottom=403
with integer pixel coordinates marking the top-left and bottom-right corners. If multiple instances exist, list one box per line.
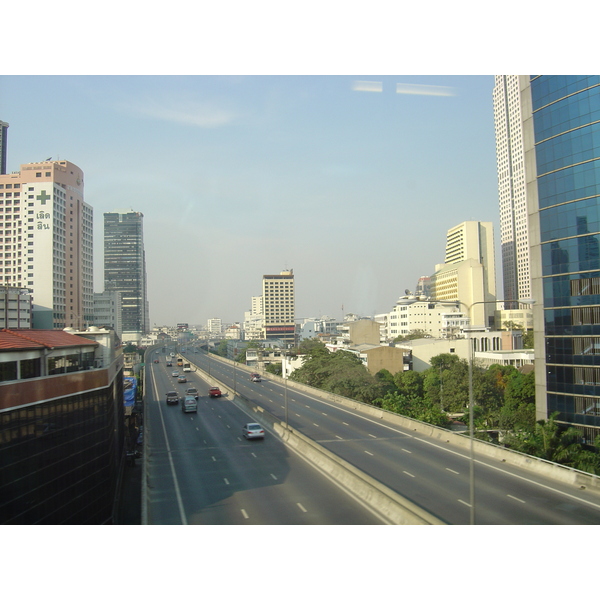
left=460, top=297, right=535, bottom=525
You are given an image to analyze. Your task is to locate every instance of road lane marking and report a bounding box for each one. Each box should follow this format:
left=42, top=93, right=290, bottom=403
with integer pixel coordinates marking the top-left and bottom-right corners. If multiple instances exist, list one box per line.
left=270, top=473, right=278, bottom=480
left=508, top=494, right=525, bottom=503
left=402, top=448, right=412, bottom=454
left=446, top=468, right=460, bottom=475
left=313, top=423, right=319, bottom=427
left=336, top=435, right=343, bottom=440
left=211, top=456, right=216, bottom=461
left=241, top=509, right=249, bottom=519
left=403, top=471, right=415, bottom=477
left=368, top=434, right=377, bottom=438
left=150, top=367, right=188, bottom=525
left=224, top=478, right=229, bottom=485
left=343, top=422, right=349, bottom=426
left=322, top=412, right=328, bottom=416
left=365, top=451, right=374, bottom=456
left=297, top=503, right=307, bottom=513
left=458, top=499, right=471, bottom=507
left=251, top=452, right=257, bottom=458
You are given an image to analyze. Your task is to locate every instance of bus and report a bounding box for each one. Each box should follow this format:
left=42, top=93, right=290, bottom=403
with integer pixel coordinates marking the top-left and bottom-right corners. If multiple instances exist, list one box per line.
left=177, top=358, right=183, bottom=367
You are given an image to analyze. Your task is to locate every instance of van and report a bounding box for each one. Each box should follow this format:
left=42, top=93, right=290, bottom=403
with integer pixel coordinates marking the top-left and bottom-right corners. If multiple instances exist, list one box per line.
left=177, top=358, right=183, bottom=367
left=183, top=363, right=191, bottom=372
left=181, top=396, right=198, bottom=413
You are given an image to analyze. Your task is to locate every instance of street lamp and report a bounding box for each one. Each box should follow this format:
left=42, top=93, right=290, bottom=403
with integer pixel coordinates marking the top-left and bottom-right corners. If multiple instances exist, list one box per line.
left=397, top=295, right=535, bottom=524
left=459, top=297, right=535, bottom=525
left=282, top=352, right=289, bottom=428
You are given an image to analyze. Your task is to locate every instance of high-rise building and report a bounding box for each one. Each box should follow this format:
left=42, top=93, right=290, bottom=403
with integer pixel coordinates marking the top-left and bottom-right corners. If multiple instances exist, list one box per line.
left=524, top=75, right=600, bottom=444
left=104, top=211, right=148, bottom=343
left=0, top=121, right=8, bottom=175
left=207, top=318, right=222, bottom=336
left=0, top=160, right=93, bottom=329
left=493, top=76, right=532, bottom=308
left=430, top=221, right=497, bottom=328
left=262, top=269, right=295, bottom=343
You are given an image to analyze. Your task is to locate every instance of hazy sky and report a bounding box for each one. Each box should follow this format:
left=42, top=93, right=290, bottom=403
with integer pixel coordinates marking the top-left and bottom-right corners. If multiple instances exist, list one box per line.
left=1, top=5, right=585, bottom=329
left=0, top=74, right=500, bottom=325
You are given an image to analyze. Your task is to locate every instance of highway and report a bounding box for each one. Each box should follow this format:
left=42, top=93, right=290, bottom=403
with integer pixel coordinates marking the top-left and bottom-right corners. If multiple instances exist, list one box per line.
left=143, top=349, right=384, bottom=524
left=187, top=348, right=600, bottom=525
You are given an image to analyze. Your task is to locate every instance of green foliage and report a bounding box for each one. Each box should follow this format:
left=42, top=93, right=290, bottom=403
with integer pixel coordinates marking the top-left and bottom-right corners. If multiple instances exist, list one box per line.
left=266, top=362, right=282, bottom=376
left=393, top=370, right=424, bottom=398
left=215, top=339, right=228, bottom=357
left=522, top=330, right=534, bottom=349
left=296, top=338, right=325, bottom=355
left=380, top=392, right=451, bottom=428
left=393, top=329, right=429, bottom=343
left=290, top=349, right=384, bottom=404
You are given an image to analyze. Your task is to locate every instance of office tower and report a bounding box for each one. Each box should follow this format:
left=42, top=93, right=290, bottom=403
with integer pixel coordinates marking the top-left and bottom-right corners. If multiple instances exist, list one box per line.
left=0, top=160, right=93, bottom=329
left=262, top=269, right=295, bottom=344
left=0, top=121, right=8, bottom=175
left=525, top=75, right=600, bottom=444
left=104, top=211, right=148, bottom=343
left=494, top=76, right=532, bottom=309
left=430, top=221, right=496, bottom=328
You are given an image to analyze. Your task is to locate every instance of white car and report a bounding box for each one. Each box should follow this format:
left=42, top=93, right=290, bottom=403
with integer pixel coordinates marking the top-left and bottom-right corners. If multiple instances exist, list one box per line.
left=171, top=370, right=180, bottom=377
left=242, top=423, right=265, bottom=440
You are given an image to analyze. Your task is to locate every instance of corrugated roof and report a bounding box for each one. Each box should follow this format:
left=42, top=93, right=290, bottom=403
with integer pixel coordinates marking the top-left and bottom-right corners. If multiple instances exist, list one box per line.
left=0, top=329, right=98, bottom=351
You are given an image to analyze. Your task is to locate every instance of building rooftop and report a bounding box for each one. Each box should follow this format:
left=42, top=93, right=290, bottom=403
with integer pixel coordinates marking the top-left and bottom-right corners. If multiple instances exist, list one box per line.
left=0, top=329, right=98, bottom=351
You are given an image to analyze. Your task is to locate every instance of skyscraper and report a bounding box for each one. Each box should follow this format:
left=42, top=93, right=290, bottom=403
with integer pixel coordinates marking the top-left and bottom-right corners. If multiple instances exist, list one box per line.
left=104, top=211, right=149, bottom=343
left=0, top=160, right=93, bottom=329
left=525, top=75, right=600, bottom=444
left=0, top=121, right=8, bottom=175
left=262, top=269, right=295, bottom=344
left=493, top=76, right=532, bottom=308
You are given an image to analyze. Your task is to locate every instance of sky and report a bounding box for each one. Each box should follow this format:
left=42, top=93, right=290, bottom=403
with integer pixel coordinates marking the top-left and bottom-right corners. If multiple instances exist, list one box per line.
left=0, top=3, right=588, bottom=330
left=0, top=74, right=499, bottom=326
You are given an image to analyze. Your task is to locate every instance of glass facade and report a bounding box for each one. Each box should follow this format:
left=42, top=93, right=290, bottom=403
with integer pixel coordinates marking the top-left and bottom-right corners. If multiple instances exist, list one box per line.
left=0, top=381, right=124, bottom=524
left=104, top=212, right=148, bottom=339
left=534, top=75, right=600, bottom=441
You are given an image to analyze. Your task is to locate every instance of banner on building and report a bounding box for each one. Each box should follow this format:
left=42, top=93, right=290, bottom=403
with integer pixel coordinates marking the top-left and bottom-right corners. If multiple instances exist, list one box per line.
left=124, top=377, right=137, bottom=407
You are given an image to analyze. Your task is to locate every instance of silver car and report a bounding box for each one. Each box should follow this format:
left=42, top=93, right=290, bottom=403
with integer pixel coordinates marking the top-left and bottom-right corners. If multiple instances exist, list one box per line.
left=242, top=423, right=265, bottom=439
left=181, top=396, right=198, bottom=413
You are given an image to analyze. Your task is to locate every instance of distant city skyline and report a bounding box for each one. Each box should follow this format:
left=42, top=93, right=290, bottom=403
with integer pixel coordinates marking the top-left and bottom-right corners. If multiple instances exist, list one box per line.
left=0, top=75, right=502, bottom=326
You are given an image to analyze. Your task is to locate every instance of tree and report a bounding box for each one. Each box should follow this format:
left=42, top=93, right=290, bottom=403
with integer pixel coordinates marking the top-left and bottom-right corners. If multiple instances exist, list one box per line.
left=503, top=412, right=589, bottom=467
left=290, top=348, right=384, bottom=404
left=393, top=369, right=423, bottom=398
left=394, top=329, right=429, bottom=343
left=380, top=391, right=450, bottom=428
left=522, top=330, right=534, bottom=349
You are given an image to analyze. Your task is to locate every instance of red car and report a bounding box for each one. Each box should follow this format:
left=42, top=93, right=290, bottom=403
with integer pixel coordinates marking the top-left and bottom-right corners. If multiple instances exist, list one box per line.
left=209, top=387, right=222, bottom=398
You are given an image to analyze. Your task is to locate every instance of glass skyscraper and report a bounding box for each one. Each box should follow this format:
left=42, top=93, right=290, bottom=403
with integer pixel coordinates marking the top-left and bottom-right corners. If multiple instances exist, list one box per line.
left=528, top=76, right=600, bottom=444
left=104, top=211, right=149, bottom=343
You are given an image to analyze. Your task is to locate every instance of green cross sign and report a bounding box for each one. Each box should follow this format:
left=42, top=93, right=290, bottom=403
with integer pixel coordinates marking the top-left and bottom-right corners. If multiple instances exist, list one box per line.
left=37, top=190, right=51, bottom=205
